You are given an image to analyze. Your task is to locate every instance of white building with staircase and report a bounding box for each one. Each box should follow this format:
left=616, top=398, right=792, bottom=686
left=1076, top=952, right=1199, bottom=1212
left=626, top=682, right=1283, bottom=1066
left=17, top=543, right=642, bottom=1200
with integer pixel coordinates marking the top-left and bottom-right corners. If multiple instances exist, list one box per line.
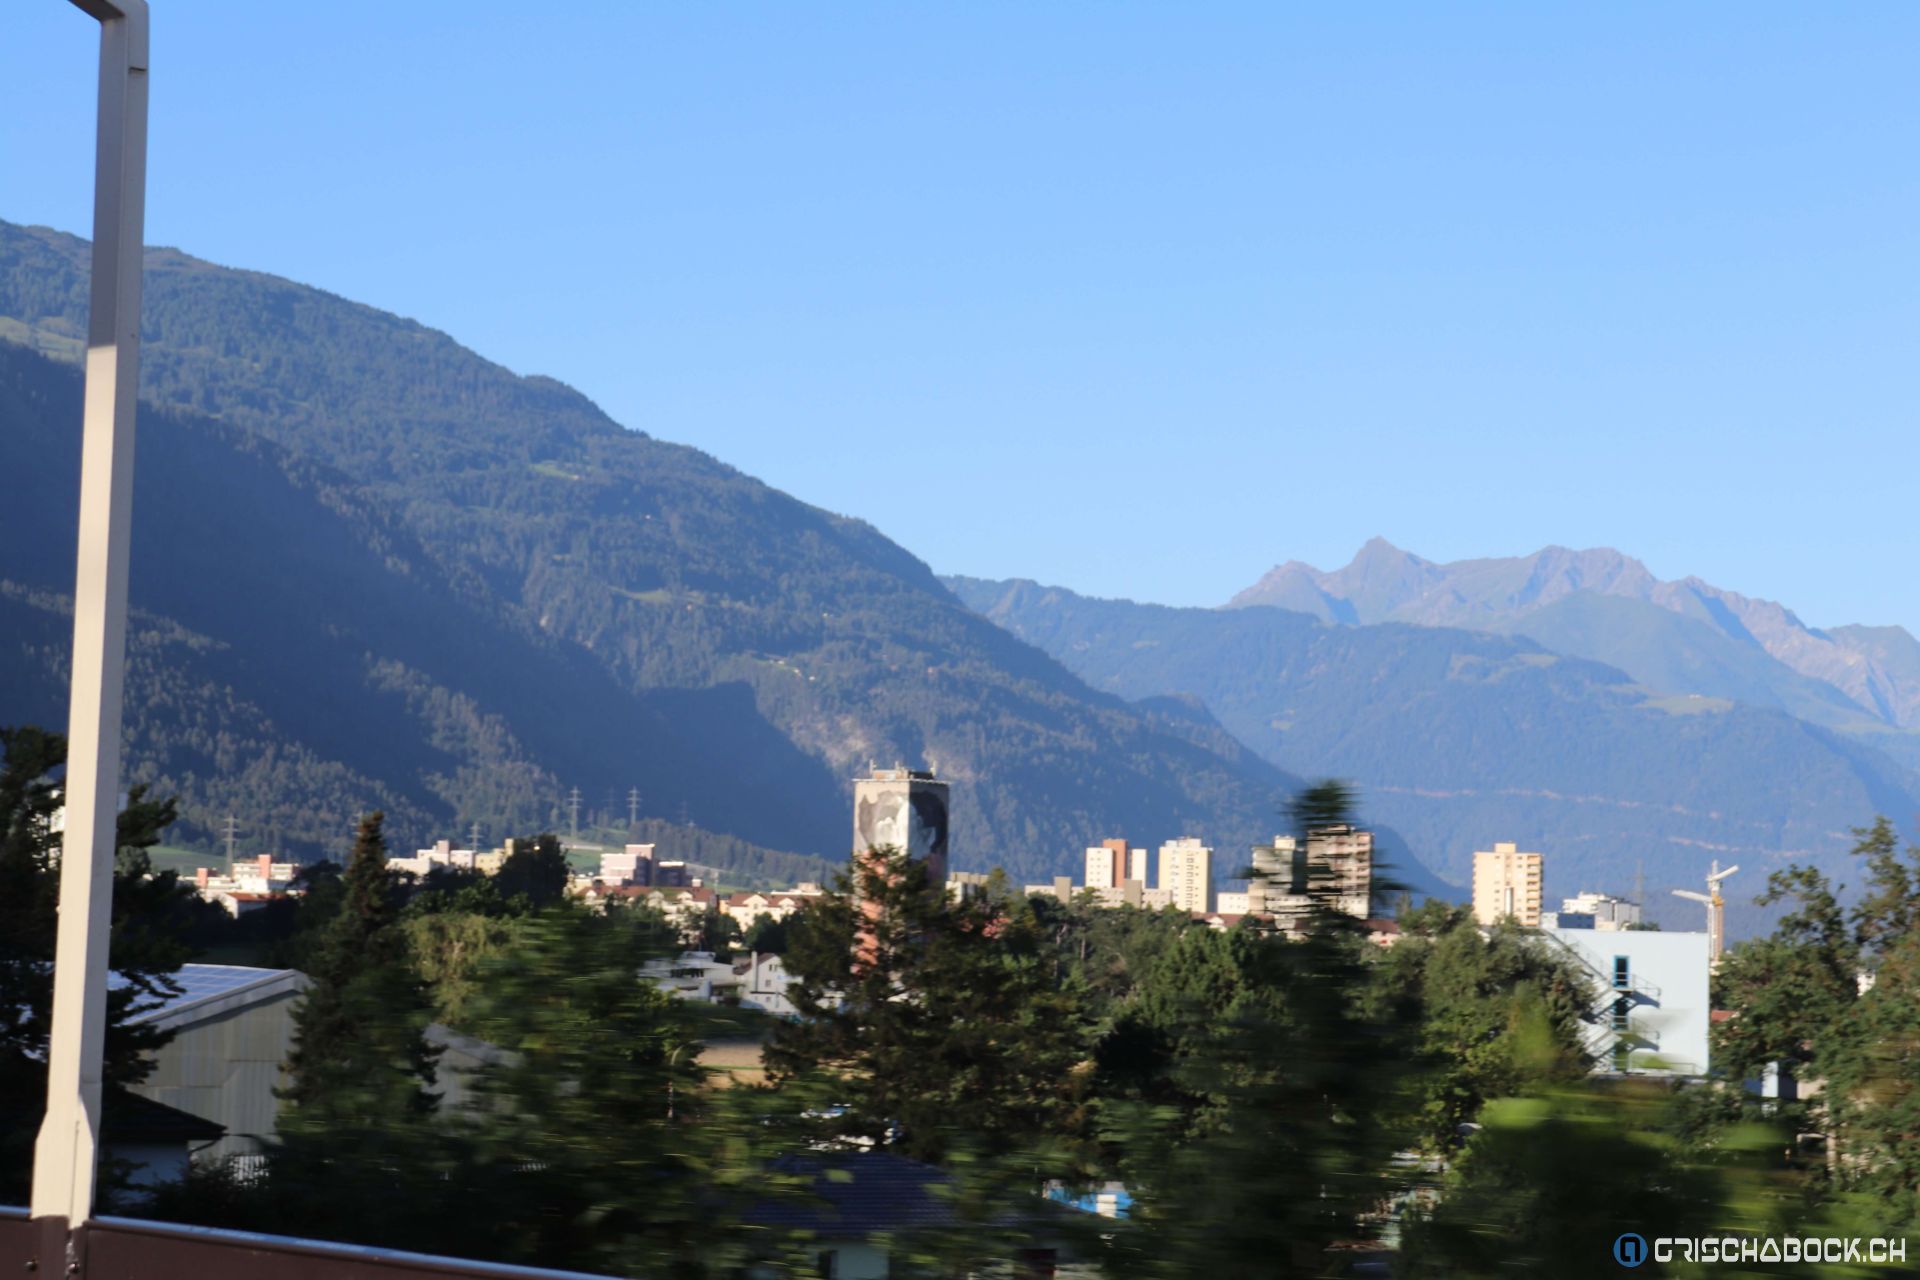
left=1542, top=926, right=1711, bottom=1076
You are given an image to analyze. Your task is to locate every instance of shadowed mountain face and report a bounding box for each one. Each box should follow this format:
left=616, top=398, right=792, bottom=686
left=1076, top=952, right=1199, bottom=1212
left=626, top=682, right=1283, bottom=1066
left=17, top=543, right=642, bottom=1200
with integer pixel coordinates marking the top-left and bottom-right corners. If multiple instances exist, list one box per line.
left=947, top=575, right=1920, bottom=933
left=1231, top=538, right=1920, bottom=741
left=0, top=219, right=1316, bottom=885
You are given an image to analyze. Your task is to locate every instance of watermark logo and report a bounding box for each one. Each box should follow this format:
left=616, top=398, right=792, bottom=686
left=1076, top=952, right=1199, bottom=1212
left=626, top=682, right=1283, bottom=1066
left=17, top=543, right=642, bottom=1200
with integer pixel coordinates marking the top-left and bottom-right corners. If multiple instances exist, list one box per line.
left=1612, top=1234, right=1908, bottom=1266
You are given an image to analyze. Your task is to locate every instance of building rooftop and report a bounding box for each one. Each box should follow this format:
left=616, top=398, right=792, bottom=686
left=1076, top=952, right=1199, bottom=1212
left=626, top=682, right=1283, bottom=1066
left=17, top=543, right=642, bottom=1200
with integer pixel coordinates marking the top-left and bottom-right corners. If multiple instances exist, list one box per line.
left=125, top=964, right=306, bottom=1032
left=856, top=766, right=940, bottom=783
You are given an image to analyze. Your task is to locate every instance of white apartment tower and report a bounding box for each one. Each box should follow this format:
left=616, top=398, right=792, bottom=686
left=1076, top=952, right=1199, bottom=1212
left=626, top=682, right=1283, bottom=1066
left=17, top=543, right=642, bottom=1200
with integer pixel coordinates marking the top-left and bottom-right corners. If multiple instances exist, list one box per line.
left=1158, top=837, right=1213, bottom=914
left=1084, top=838, right=1130, bottom=891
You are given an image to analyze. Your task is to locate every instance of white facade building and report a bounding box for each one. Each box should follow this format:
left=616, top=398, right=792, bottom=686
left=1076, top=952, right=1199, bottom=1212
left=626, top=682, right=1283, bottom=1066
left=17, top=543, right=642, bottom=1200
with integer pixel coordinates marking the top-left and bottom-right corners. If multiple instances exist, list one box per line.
left=1548, top=891, right=1643, bottom=931
left=191, top=856, right=303, bottom=917
left=1158, top=837, right=1213, bottom=914
left=388, top=839, right=478, bottom=877
left=741, top=952, right=798, bottom=1017
left=1543, top=927, right=1712, bottom=1076
left=639, top=951, right=745, bottom=1002
left=1084, top=844, right=1121, bottom=890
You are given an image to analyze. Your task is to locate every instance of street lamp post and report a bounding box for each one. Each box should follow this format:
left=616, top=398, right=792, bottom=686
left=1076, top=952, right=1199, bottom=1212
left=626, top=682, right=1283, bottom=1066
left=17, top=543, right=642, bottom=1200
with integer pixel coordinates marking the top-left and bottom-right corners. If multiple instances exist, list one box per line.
left=30, top=0, right=150, bottom=1247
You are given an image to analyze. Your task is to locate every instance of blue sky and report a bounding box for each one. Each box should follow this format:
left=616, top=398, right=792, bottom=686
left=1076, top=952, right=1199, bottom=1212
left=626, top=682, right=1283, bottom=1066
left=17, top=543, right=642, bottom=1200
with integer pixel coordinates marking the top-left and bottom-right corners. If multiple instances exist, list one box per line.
left=7, top=3, right=1918, bottom=628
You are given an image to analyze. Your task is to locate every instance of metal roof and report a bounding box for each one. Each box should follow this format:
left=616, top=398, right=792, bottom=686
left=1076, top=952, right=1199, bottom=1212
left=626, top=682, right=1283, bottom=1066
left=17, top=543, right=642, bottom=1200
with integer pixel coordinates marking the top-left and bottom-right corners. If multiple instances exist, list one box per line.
left=126, top=964, right=306, bottom=1032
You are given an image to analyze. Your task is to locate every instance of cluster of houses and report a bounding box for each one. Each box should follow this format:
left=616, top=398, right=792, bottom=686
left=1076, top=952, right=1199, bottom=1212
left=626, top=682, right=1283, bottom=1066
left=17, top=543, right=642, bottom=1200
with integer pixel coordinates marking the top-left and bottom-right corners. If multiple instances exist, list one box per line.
left=571, top=843, right=827, bottom=940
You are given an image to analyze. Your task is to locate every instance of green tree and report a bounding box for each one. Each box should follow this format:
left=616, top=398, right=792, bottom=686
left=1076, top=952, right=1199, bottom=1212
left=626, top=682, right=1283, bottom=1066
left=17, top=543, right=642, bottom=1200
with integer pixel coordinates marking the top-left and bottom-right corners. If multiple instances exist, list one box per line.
left=742, top=913, right=791, bottom=955
left=1107, top=922, right=1417, bottom=1278
left=278, top=811, right=439, bottom=1131
left=689, top=900, right=744, bottom=956
left=1714, top=863, right=1857, bottom=1087
left=1708, top=815, right=1920, bottom=1245
left=765, top=851, right=1094, bottom=1163
left=494, top=833, right=571, bottom=908
left=448, top=903, right=737, bottom=1273
left=1369, top=904, right=1593, bottom=1151
left=1403, top=1073, right=1717, bottom=1279
left=1849, top=816, right=1919, bottom=964
left=1285, top=777, right=1358, bottom=834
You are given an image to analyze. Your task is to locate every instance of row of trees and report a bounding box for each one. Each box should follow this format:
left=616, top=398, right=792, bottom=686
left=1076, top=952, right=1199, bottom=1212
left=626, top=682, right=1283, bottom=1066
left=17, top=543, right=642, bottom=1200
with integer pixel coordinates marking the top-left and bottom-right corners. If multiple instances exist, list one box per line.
left=11, top=719, right=1920, bottom=1276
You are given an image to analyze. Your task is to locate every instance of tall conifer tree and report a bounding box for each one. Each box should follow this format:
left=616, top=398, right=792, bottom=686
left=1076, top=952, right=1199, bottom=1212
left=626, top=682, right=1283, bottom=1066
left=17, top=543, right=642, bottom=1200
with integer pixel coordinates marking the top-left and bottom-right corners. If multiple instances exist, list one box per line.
left=281, top=810, right=439, bottom=1125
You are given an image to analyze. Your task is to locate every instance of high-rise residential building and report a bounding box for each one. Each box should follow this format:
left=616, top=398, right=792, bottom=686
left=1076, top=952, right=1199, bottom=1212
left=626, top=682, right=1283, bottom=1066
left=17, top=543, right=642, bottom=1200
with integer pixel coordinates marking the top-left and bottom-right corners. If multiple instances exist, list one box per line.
left=1158, top=837, right=1213, bottom=913
left=1473, top=842, right=1544, bottom=926
left=1250, top=826, right=1374, bottom=930
left=1126, top=846, right=1150, bottom=884
left=852, top=766, right=951, bottom=885
left=1084, top=838, right=1130, bottom=890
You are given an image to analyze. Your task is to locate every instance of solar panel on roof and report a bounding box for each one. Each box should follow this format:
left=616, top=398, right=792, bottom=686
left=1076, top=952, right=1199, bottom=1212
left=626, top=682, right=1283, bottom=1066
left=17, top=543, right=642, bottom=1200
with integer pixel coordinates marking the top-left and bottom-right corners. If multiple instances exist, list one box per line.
left=117, top=963, right=295, bottom=1022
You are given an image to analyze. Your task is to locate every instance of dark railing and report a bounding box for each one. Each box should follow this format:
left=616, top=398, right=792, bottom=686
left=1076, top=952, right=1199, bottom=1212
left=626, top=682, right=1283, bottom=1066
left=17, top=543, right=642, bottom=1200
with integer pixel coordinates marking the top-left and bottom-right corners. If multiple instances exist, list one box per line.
left=0, top=1207, right=617, bottom=1280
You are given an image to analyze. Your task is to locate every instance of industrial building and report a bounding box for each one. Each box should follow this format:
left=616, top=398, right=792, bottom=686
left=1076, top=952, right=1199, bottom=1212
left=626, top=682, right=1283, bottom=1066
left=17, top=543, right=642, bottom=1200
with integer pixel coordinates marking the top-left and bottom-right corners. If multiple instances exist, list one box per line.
left=126, top=964, right=308, bottom=1168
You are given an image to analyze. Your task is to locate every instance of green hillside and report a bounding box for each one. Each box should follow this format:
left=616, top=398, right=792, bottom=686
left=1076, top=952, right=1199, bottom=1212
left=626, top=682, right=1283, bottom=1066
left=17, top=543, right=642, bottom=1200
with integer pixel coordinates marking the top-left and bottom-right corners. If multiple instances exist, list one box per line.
left=0, top=219, right=1318, bottom=885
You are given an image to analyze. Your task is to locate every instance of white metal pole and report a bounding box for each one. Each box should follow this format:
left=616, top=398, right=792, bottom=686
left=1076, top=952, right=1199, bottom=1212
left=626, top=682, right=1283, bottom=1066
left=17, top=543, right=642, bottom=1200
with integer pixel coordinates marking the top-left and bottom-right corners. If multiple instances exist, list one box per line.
left=31, top=0, right=150, bottom=1228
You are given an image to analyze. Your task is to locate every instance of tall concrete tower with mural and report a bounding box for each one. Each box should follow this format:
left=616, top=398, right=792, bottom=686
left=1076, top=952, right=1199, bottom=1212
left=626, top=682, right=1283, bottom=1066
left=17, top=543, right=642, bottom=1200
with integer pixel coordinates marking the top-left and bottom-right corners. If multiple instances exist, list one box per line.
left=852, top=766, right=950, bottom=886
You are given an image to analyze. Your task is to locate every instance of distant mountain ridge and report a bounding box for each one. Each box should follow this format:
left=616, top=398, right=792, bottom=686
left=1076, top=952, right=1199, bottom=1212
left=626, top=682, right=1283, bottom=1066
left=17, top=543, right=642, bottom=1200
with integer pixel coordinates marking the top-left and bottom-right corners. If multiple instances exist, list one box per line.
left=948, top=573, right=1920, bottom=933
left=1231, top=538, right=1920, bottom=741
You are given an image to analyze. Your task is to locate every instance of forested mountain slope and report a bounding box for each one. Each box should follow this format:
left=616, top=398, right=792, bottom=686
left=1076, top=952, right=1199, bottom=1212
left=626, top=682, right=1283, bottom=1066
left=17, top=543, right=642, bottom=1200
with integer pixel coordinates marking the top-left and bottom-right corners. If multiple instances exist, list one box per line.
left=0, top=220, right=1320, bottom=884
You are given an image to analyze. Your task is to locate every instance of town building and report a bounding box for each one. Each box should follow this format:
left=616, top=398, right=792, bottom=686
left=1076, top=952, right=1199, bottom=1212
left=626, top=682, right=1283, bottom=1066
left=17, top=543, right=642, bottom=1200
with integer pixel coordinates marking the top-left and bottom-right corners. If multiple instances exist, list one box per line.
left=1473, top=841, right=1544, bottom=927
left=852, top=766, right=950, bottom=884
left=1158, top=837, right=1213, bottom=914
left=1542, top=926, right=1712, bottom=1076
left=852, top=766, right=951, bottom=967
left=1250, top=826, right=1374, bottom=931
left=947, top=870, right=991, bottom=902
left=639, top=950, right=744, bottom=1002
left=598, top=843, right=658, bottom=885
left=1023, top=875, right=1080, bottom=902
left=387, top=839, right=479, bottom=877
left=718, top=886, right=824, bottom=931
left=1084, top=838, right=1131, bottom=890
left=1544, top=890, right=1642, bottom=931
left=190, top=855, right=303, bottom=917
left=741, top=952, right=798, bottom=1017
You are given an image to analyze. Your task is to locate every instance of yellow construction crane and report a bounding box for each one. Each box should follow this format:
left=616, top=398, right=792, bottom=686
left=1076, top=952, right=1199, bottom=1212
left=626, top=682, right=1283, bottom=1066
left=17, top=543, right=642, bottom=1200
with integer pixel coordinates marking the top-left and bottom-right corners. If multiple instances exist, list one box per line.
left=1673, top=861, right=1740, bottom=962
